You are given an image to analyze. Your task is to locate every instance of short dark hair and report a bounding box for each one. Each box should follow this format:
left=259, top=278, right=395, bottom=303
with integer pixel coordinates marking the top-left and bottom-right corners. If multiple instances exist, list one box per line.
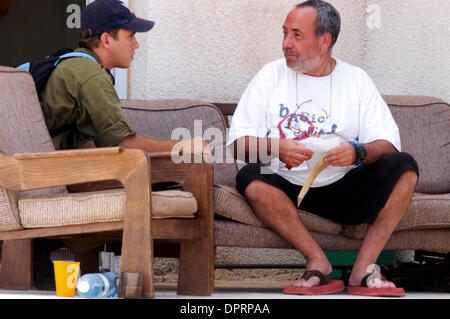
left=296, top=0, right=341, bottom=49
left=78, top=28, right=120, bottom=50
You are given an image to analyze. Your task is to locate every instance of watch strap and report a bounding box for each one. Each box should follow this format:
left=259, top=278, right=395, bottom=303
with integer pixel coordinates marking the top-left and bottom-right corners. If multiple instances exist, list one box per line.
left=349, top=141, right=363, bottom=166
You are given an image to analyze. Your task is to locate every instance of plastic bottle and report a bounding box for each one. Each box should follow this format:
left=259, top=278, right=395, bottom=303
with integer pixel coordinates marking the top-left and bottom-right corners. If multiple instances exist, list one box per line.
left=76, top=272, right=119, bottom=298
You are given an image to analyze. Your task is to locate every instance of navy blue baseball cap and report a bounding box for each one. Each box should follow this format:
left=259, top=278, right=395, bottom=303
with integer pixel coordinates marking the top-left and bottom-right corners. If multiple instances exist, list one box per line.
left=80, top=0, right=155, bottom=37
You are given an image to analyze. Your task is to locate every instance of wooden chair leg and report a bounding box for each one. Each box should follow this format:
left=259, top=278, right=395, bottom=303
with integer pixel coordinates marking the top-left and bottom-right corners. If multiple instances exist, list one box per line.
left=121, top=238, right=154, bottom=298
left=0, top=239, right=33, bottom=290
left=177, top=237, right=215, bottom=296
left=177, top=163, right=215, bottom=296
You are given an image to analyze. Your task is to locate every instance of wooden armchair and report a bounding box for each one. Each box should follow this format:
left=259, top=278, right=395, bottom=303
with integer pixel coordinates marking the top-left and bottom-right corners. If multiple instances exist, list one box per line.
left=0, top=66, right=214, bottom=298
left=0, top=148, right=214, bottom=298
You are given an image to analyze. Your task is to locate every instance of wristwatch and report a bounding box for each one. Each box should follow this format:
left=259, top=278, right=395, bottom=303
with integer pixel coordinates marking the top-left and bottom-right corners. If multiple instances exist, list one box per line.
left=349, top=141, right=367, bottom=166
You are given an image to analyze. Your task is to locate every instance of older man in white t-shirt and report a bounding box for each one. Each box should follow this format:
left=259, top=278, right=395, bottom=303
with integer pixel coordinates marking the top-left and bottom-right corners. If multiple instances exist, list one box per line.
left=227, top=0, right=418, bottom=297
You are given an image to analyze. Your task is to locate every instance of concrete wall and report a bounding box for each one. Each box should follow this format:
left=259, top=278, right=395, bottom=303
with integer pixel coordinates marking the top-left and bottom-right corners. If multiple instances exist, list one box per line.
left=129, top=0, right=449, bottom=104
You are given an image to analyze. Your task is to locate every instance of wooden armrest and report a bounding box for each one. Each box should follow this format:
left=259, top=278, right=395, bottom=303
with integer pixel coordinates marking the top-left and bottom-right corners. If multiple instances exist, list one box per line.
left=67, top=151, right=212, bottom=193
left=0, top=148, right=149, bottom=192
left=13, top=147, right=122, bottom=159
left=211, top=102, right=238, bottom=117
left=146, top=151, right=172, bottom=159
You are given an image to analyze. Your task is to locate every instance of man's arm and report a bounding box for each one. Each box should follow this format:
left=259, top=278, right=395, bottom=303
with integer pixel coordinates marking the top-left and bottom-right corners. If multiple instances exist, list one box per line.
left=325, top=140, right=397, bottom=167
left=233, top=136, right=313, bottom=167
left=119, top=134, right=212, bottom=158
left=118, top=134, right=177, bottom=153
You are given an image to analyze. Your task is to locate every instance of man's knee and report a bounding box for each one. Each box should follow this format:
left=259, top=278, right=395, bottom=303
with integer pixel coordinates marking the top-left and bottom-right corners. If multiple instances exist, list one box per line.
left=392, top=152, right=419, bottom=188
left=378, top=152, right=419, bottom=176
left=399, top=169, right=419, bottom=189
left=244, top=180, right=270, bottom=202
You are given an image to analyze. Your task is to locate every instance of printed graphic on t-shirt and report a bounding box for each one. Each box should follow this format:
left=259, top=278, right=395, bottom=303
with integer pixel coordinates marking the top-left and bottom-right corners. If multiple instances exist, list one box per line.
left=277, top=100, right=337, bottom=141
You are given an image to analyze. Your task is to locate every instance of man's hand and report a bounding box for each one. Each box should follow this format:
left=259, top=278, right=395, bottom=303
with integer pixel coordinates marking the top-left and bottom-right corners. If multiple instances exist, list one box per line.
left=324, top=142, right=355, bottom=167
left=279, top=139, right=314, bottom=168
left=177, top=136, right=213, bottom=162
left=119, top=134, right=212, bottom=162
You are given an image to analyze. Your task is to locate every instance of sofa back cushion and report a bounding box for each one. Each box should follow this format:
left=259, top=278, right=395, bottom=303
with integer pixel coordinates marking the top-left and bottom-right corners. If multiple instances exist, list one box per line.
left=385, top=95, right=450, bottom=193
left=121, top=99, right=238, bottom=187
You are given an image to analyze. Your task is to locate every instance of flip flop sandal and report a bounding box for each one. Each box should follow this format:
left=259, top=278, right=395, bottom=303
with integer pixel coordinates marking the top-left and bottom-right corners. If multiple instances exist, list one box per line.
left=283, top=270, right=345, bottom=295
left=346, top=273, right=405, bottom=297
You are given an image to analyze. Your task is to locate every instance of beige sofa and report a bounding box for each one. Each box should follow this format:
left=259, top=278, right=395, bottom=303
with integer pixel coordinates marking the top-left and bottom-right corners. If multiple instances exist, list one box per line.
left=121, top=96, right=449, bottom=256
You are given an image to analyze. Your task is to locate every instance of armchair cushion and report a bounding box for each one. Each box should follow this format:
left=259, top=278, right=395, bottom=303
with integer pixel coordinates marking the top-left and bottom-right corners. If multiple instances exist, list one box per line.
left=18, top=189, right=197, bottom=228
left=0, top=187, right=21, bottom=231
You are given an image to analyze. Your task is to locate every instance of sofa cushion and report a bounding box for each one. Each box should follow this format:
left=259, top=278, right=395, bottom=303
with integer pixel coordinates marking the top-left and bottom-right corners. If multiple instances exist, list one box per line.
left=19, top=189, right=197, bottom=228
left=385, top=96, right=450, bottom=193
left=214, top=184, right=342, bottom=235
left=0, top=187, right=22, bottom=231
left=342, top=193, right=450, bottom=239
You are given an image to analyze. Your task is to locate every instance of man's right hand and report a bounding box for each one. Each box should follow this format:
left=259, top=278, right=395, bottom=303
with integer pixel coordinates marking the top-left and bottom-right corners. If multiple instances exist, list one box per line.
left=278, top=139, right=314, bottom=168
left=177, top=136, right=213, bottom=161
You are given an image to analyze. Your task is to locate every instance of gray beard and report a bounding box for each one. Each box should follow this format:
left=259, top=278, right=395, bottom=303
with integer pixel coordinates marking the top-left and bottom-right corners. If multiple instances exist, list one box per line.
left=289, top=55, right=321, bottom=74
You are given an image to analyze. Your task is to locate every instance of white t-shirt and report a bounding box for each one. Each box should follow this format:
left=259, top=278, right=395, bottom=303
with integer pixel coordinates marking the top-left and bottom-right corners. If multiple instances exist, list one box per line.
left=227, top=58, right=401, bottom=187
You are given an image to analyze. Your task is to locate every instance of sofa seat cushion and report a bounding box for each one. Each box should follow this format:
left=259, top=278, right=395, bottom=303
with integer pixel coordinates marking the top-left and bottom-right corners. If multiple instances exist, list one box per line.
left=18, top=189, right=197, bottom=228
left=214, top=184, right=342, bottom=235
left=342, top=193, right=450, bottom=239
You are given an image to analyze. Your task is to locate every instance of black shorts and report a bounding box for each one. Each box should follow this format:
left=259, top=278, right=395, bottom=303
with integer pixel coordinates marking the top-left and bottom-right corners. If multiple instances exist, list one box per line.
left=236, top=152, right=419, bottom=225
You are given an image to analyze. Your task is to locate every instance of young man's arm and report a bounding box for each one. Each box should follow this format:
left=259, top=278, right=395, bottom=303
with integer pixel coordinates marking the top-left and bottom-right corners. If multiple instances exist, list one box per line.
left=119, top=134, right=212, bottom=158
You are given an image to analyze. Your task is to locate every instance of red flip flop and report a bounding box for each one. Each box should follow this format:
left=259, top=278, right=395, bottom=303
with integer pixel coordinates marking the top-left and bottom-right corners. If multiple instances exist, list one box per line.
left=346, top=273, right=405, bottom=297
left=283, top=270, right=345, bottom=295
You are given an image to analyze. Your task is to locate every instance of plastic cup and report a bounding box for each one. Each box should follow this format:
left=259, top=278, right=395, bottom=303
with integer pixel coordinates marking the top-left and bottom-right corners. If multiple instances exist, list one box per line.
left=53, top=261, right=80, bottom=297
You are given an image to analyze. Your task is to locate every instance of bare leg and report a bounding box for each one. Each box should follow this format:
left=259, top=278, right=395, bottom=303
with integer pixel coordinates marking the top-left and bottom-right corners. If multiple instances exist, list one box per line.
left=349, top=170, right=418, bottom=287
left=245, top=180, right=331, bottom=287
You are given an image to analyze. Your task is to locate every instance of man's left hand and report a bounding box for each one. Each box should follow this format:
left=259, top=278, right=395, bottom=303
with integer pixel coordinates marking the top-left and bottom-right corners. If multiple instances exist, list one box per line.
left=324, top=142, right=355, bottom=167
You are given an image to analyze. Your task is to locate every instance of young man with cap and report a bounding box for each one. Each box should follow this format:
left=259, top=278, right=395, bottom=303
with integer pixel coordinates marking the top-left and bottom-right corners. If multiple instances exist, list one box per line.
left=40, top=0, right=209, bottom=155
left=34, top=0, right=209, bottom=290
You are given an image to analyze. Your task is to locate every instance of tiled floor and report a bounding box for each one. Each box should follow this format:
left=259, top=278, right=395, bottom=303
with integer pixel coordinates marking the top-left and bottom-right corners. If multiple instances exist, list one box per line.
left=0, top=280, right=448, bottom=299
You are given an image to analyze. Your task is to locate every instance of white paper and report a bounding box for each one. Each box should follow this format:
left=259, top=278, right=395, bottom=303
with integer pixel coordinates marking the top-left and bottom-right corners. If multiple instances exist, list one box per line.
left=302, top=136, right=340, bottom=169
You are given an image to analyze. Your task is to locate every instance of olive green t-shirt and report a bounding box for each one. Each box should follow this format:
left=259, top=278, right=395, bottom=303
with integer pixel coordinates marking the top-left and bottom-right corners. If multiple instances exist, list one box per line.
left=39, top=48, right=136, bottom=150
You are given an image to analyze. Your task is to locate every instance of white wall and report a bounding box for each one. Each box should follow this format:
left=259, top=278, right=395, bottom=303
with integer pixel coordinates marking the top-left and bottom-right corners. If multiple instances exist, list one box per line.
left=362, top=0, right=450, bottom=101
left=129, top=0, right=450, bottom=103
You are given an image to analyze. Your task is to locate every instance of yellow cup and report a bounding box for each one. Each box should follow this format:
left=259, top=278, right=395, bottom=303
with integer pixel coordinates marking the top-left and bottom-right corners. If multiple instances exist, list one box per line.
left=53, top=261, right=80, bottom=297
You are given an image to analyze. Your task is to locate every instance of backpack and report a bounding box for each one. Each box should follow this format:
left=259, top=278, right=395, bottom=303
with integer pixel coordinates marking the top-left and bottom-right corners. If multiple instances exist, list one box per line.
left=16, top=48, right=98, bottom=138
left=16, top=48, right=98, bottom=94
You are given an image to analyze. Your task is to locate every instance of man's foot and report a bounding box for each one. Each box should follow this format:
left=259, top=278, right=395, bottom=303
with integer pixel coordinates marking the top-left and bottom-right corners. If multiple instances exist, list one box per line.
left=292, top=258, right=332, bottom=288
left=347, top=270, right=405, bottom=297
left=348, top=270, right=396, bottom=288
left=283, top=259, right=345, bottom=295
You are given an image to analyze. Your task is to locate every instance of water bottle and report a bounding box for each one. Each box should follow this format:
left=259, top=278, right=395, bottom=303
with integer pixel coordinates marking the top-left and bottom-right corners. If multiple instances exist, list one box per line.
left=76, top=272, right=119, bottom=298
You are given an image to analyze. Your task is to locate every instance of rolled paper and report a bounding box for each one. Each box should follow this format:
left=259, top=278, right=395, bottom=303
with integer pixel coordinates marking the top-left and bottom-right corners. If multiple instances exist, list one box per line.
left=297, top=156, right=330, bottom=208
